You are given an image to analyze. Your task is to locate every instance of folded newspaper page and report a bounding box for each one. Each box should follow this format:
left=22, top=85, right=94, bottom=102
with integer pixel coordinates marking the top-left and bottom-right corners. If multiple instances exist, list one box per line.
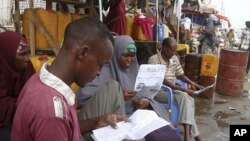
left=92, top=109, right=170, bottom=141
left=194, top=83, right=215, bottom=95
left=132, top=64, right=166, bottom=100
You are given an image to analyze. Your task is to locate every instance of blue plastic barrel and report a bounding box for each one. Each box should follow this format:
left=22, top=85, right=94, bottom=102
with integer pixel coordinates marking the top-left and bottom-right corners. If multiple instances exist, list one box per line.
left=153, top=22, right=164, bottom=42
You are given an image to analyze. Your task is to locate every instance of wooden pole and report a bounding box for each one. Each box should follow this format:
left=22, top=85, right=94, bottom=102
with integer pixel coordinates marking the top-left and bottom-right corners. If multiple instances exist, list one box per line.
left=75, top=5, right=80, bottom=14
left=29, top=0, right=35, bottom=56
left=46, top=0, right=53, bottom=10
left=14, top=0, right=21, bottom=32
left=156, top=0, right=159, bottom=50
left=29, top=12, right=59, bottom=55
left=99, top=0, right=103, bottom=21
left=177, top=17, right=179, bottom=43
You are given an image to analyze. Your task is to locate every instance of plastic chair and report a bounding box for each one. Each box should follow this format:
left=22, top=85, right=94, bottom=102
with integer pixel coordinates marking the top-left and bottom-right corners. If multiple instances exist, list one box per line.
left=175, top=79, right=188, bottom=89
left=160, top=80, right=187, bottom=135
left=160, top=85, right=180, bottom=135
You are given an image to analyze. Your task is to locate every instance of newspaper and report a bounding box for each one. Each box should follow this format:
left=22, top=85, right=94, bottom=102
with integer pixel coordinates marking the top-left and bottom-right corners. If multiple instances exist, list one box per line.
left=194, top=83, right=215, bottom=95
left=132, top=64, right=166, bottom=100
left=91, top=109, right=170, bottom=141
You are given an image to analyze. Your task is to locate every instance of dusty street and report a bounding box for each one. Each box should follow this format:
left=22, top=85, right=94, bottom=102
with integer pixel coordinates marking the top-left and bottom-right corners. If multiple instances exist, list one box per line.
left=179, top=74, right=250, bottom=141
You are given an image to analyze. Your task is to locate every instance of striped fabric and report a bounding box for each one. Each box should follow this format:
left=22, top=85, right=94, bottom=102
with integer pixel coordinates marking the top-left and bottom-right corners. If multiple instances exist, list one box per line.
left=148, top=52, right=184, bottom=83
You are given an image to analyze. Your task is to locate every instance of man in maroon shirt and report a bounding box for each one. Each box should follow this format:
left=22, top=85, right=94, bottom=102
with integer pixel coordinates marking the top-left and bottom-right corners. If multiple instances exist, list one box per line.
left=12, top=17, right=128, bottom=141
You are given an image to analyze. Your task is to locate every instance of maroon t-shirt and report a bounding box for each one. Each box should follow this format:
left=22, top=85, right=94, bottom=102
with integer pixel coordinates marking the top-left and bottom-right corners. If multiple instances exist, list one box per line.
left=12, top=73, right=82, bottom=141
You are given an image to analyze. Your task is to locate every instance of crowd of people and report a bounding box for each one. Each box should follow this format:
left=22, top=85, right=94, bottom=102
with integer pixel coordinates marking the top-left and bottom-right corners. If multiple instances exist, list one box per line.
left=3, top=17, right=250, bottom=141
left=181, top=15, right=250, bottom=55
left=0, top=17, right=205, bottom=141
left=1, top=16, right=250, bottom=141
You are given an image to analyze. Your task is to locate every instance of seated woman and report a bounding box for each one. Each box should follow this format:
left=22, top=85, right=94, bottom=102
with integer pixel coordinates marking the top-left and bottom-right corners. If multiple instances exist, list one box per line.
left=77, top=35, right=181, bottom=141
left=0, top=31, right=35, bottom=141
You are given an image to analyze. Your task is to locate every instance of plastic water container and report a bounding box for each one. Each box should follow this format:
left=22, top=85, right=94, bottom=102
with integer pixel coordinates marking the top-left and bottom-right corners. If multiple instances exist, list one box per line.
left=177, top=44, right=190, bottom=54
left=23, top=8, right=58, bottom=49
left=153, top=23, right=164, bottom=42
left=200, top=54, right=219, bottom=77
left=29, top=55, right=79, bottom=93
left=163, top=24, right=170, bottom=38
left=125, top=15, right=134, bottom=37
left=57, top=12, right=72, bottom=45
left=133, top=16, right=153, bottom=41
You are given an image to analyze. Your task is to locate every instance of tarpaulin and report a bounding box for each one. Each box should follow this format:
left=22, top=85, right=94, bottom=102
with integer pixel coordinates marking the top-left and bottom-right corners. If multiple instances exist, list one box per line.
left=213, top=14, right=231, bottom=27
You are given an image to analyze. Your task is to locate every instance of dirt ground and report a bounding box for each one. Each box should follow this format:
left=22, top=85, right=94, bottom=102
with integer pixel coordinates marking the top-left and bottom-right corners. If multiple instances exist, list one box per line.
left=178, top=74, right=250, bottom=141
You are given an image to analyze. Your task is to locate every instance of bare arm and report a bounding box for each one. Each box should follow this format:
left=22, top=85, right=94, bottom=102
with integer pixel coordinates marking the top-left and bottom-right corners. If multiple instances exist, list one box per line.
left=163, top=78, right=186, bottom=92
left=177, top=74, right=194, bottom=85
left=177, top=74, right=204, bottom=90
left=79, top=114, right=129, bottom=133
left=79, top=117, right=100, bottom=133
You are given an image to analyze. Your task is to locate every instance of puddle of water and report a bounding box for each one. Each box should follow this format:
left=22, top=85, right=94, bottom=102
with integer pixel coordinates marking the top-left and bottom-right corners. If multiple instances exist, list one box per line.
left=214, top=111, right=241, bottom=119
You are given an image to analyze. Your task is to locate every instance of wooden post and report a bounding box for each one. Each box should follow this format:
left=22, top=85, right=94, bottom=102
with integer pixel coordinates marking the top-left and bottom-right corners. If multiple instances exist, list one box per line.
left=99, top=0, right=102, bottom=21
left=74, top=5, right=80, bottom=14
left=176, top=17, right=179, bottom=44
left=89, top=0, right=98, bottom=18
left=46, top=0, right=53, bottom=10
left=29, top=0, right=35, bottom=56
left=156, top=0, right=159, bottom=50
left=14, top=0, right=21, bottom=32
left=29, top=12, right=59, bottom=55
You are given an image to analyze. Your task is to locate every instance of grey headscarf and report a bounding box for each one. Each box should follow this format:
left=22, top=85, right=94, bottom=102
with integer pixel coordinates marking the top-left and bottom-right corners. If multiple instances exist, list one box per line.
left=112, top=35, right=139, bottom=91
left=77, top=35, right=139, bottom=104
left=77, top=35, right=170, bottom=121
left=111, top=35, right=139, bottom=115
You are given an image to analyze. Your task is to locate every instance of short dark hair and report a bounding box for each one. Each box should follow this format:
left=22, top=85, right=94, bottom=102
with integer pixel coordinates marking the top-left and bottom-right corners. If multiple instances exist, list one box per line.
left=162, top=37, right=176, bottom=49
left=62, top=17, right=113, bottom=50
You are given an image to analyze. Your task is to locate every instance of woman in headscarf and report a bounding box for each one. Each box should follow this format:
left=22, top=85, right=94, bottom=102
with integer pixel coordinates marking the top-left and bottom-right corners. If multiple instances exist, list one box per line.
left=112, top=35, right=181, bottom=141
left=0, top=31, right=35, bottom=141
left=77, top=35, right=181, bottom=141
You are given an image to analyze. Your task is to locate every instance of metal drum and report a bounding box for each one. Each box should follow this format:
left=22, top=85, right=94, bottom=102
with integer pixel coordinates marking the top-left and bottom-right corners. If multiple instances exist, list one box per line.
left=216, top=49, right=249, bottom=96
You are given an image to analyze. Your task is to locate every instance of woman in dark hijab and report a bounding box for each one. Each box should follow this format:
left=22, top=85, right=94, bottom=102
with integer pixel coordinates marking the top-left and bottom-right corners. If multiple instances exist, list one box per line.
left=0, top=31, right=35, bottom=141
